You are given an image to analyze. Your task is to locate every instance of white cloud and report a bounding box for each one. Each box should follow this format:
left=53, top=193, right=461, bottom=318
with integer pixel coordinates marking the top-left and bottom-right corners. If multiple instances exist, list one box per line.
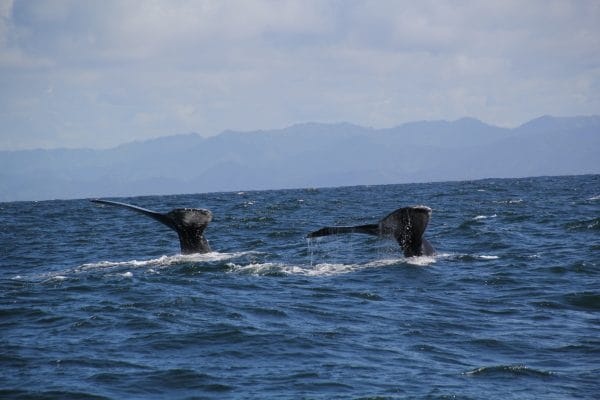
left=0, top=0, right=599, bottom=149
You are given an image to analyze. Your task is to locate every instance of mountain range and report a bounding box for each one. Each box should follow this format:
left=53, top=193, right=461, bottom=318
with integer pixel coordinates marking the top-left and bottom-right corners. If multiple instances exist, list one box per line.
left=1, top=115, right=599, bottom=202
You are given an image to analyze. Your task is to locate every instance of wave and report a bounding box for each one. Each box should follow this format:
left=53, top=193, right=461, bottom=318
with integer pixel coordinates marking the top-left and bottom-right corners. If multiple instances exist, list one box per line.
left=14, top=251, right=258, bottom=282
left=77, top=251, right=255, bottom=271
left=565, top=217, right=600, bottom=231
left=14, top=252, right=439, bottom=282
left=227, top=257, right=435, bottom=277
left=494, top=199, right=524, bottom=205
left=473, top=214, right=497, bottom=220
left=477, top=255, right=500, bottom=260
left=563, top=292, right=600, bottom=311
left=405, top=255, right=437, bottom=266
left=443, top=253, right=500, bottom=261
left=464, top=364, right=554, bottom=378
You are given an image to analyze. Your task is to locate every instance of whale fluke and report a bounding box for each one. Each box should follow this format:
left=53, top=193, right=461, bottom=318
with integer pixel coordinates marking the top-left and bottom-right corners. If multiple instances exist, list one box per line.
left=91, top=199, right=212, bottom=254
left=307, top=206, right=435, bottom=257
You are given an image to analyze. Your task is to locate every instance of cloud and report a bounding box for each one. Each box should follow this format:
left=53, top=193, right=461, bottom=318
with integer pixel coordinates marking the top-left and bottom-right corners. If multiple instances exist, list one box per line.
left=0, top=0, right=599, bottom=149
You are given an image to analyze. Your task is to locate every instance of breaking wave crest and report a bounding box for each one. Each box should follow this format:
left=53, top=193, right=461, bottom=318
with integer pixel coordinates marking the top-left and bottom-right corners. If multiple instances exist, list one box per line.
left=15, top=252, right=258, bottom=282
left=14, top=252, right=437, bottom=282
left=77, top=251, right=254, bottom=271
left=226, top=256, right=435, bottom=277
left=464, top=364, right=555, bottom=378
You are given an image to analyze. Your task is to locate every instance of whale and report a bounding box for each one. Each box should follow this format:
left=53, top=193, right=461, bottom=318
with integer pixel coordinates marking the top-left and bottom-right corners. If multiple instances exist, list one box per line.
left=91, top=199, right=212, bottom=254
left=307, top=206, right=435, bottom=257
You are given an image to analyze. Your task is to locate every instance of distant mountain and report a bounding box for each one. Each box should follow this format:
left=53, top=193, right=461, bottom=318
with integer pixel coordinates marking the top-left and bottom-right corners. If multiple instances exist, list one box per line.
left=1, top=116, right=599, bottom=201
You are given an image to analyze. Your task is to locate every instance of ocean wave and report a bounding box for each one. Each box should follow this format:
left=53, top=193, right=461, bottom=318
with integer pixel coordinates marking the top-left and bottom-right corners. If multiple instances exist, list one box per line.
left=405, top=255, right=437, bottom=266
left=565, top=218, right=600, bottom=231
left=14, top=251, right=258, bottom=282
left=494, top=199, right=524, bottom=205
left=77, top=251, right=255, bottom=271
left=478, top=255, right=500, bottom=260
left=448, top=253, right=500, bottom=261
left=473, top=214, right=497, bottom=220
left=17, top=252, right=436, bottom=282
left=464, top=364, right=554, bottom=378
left=563, top=292, right=600, bottom=311
left=226, top=257, right=432, bottom=277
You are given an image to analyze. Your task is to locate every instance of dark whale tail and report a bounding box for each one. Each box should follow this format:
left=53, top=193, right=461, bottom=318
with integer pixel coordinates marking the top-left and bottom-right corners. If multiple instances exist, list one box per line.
left=307, top=206, right=435, bottom=257
left=91, top=199, right=212, bottom=254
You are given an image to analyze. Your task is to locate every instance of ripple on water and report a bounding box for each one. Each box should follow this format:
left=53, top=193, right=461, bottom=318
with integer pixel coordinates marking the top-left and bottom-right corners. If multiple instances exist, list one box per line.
left=563, top=292, right=600, bottom=311
left=2, top=175, right=599, bottom=399
left=464, top=365, right=555, bottom=379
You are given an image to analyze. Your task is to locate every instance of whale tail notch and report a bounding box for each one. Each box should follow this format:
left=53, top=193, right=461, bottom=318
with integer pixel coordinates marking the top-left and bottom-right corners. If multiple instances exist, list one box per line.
left=307, top=206, right=434, bottom=257
left=91, top=199, right=212, bottom=254
left=379, top=206, right=433, bottom=257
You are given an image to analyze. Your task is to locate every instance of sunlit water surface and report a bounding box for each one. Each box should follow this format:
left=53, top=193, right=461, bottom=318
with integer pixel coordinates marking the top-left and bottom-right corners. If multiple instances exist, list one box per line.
left=1, top=175, right=599, bottom=399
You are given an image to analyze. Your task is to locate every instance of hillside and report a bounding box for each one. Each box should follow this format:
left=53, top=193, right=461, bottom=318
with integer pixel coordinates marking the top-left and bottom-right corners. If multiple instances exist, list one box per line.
left=1, top=116, right=599, bottom=201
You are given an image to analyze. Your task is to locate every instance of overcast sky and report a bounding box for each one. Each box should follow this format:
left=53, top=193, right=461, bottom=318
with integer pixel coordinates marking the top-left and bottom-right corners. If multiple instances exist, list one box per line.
left=0, top=0, right=598, bottom=150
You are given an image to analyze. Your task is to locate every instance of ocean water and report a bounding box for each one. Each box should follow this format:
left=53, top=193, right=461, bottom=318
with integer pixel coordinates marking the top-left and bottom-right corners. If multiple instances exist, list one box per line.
left=1, top=175, right=599, bottom=399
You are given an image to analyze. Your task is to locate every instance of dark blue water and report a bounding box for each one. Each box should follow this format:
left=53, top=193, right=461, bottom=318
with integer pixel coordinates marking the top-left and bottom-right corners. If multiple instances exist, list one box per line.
left=1, top=175, right=599, bottom=399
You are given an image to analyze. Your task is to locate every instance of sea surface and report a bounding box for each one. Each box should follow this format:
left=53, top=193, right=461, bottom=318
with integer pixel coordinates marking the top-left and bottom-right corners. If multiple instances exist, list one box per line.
left=1, top=175, right=599, bottom=399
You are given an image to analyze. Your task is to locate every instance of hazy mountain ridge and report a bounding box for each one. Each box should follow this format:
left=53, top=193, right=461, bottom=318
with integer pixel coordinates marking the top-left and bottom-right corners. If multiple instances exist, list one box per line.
left=1, top=116, right=598, bottom=201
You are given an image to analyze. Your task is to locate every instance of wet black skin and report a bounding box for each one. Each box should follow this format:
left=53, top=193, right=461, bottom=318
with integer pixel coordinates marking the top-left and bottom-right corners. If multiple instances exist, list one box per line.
left=307, top=206, right=435, bottom=257
left=91, top=199, right=212, bottom=254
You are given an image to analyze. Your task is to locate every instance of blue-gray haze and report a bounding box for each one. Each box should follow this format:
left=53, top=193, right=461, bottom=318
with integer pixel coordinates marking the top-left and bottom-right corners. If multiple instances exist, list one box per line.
left=1, top=115, right=599, bottom=202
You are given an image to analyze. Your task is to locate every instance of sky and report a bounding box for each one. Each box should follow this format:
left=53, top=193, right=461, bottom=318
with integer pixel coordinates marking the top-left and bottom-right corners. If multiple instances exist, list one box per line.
left=0, top=0, right=599, bottom=150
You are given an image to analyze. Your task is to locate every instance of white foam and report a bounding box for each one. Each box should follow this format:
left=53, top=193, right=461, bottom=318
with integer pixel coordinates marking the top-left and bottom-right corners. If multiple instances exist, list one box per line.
left=17, top=251, right=435, bottom=282
left=227, top=257, right=431, bottom=277
left=494, top=199, right=523, bottom=204
left=473, top=214, right=497, bottom=220
left=478, top=255, right=500, bottom=260
left=405, top=255, right=437, bottom=266
left=78, top=251, right=256, bottom=271
left=15, top=251, right=259, bottom=282
left=227, top=261, right=365, bottom=277
left=437, top=252, right=499, bottom=261
left=588, top=194, right=600, bottom=201
left=40, top=275, right=68, bottom=283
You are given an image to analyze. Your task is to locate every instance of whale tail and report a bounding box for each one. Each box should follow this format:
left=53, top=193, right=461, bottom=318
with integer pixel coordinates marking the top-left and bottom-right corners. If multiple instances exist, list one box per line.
left=307, top=206, right=434, bottom=257
left=306, top=224, right=379, bottom=238
left=91, top=199, right=212, bottom=254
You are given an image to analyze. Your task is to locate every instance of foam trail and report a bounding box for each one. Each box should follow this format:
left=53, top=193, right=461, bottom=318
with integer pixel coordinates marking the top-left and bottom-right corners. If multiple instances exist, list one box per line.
left=16, top=251, right=258, bottom=282
left=478, top=255, right=500, bottom=260
left=444, top=253, right=500, bottom=262
left=227, top=257, right=431, bottom=277
left=405, top=255, right=437, bottom=266
left=78, top=251, right=257, bottom=271
left=473, top=214, right=497, bottom=220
